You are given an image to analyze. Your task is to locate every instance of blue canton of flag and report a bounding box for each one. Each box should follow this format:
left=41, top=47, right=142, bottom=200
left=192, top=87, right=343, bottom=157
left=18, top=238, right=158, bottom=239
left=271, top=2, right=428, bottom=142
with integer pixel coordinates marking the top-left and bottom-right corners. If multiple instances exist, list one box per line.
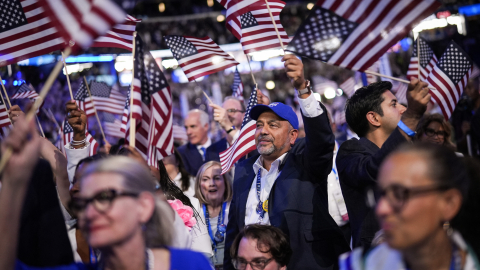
left=231, top=67, right=244, bottom=100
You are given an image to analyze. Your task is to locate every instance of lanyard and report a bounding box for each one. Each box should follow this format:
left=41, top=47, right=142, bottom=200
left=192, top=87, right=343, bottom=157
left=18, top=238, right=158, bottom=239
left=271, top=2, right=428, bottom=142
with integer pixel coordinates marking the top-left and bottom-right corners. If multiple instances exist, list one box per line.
left=89, top=246, right=97, bottom=264
left=204, top=202, right=227, bottom=256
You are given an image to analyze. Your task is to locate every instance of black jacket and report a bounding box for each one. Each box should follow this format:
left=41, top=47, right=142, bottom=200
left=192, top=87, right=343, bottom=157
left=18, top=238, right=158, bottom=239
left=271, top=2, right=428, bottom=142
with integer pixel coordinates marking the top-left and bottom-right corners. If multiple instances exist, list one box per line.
left=177, top=138, right=228, bottom=176
left=336, top=128, right=407, bottom=249
left=224, top=106, right=350, bottom=270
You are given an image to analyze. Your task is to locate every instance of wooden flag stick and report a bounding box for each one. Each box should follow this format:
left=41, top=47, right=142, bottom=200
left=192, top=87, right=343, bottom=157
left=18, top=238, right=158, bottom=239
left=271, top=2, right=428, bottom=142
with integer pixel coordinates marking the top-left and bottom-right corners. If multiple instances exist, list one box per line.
left=417, top=37, right=421, bottom=80
left=83, top=76, right=106, bottom=143
left=0, top=46, right=72, bottom=173
left=363, top=70, right=436, bottom=90
left=264, top=0, right=285, bottom=51
left=61, top=52, right=74, bottom=100
left=193, top=79, right=214, bottom=104
left=129, top=32, right=137, bottom=148
left=246, top=55, right=257, bottom=85
left=36, top=115, right=45, bottom=137
left=0, top=75, right=12, bottom=108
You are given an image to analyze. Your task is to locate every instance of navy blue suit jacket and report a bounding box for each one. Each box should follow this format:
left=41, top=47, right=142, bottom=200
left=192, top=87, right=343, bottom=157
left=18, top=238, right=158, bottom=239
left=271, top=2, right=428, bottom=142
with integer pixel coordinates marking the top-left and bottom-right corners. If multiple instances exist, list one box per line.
left=224, top=105, right=350, bottom=270
left=336, top=128, right=407, bottom=249
left=177, top=138, right=228, bottom=176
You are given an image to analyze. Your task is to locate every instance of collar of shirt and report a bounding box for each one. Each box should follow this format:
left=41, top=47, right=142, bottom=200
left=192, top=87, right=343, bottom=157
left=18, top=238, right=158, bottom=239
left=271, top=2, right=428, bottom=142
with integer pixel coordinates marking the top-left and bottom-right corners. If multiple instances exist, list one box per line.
left=196, top=137, right=212, bottom=151
left=253, top=152, right=288, bottom=178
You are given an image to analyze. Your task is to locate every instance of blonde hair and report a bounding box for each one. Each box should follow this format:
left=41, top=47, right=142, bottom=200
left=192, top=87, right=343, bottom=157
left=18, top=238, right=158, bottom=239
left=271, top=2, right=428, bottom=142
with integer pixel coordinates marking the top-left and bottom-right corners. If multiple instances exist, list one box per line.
left=79, top=156, right=173, bottom=247
left=194, top=161, right=233, bottom=205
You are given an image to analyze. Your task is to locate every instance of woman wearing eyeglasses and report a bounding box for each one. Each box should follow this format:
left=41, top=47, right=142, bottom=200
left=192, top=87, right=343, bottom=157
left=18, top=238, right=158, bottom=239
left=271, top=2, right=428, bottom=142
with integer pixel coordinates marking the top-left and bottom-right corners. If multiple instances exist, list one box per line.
left=194, top=161, right=233, bottom=269
left=0, top=118, right=212, bottom=270
left=339, top=143, right=479, bottom=270
left=415, top=113, right=456, bottom=149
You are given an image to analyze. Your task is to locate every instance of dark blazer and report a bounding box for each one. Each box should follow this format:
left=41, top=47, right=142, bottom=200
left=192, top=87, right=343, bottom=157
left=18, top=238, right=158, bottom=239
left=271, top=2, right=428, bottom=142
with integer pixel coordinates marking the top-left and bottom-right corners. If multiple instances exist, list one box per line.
left=17, top=159, right=74, bottom=266
left=224, top=106, right=350, bottom=270
left=336, top=128, right=407, bottom=249
left=177, top=138, right=228, bottom=176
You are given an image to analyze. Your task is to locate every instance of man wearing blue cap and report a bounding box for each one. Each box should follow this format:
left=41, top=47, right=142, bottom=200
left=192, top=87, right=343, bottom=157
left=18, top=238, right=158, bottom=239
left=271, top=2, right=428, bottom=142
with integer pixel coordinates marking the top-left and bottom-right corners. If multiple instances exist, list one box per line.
left=224, top=54, right=350, bottom=270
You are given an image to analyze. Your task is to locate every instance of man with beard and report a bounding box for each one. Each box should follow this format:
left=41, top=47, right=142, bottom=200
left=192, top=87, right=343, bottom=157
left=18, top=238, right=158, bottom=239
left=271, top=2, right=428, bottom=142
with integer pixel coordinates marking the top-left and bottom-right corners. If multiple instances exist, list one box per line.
left=223, top=54, right=350, bottom=270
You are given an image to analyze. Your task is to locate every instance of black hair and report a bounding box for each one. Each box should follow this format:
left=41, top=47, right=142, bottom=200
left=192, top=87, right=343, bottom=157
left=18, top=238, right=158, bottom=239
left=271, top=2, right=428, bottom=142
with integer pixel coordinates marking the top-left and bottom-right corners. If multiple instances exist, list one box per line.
left=172, top=148, right=193, bottom=192
left=345, top=81, right=392, bottom=137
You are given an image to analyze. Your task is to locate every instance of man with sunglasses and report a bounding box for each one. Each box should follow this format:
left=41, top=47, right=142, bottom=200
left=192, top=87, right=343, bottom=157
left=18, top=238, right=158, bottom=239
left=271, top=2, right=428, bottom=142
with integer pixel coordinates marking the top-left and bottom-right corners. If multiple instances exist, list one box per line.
left=336, top=79, right=430, bottom=250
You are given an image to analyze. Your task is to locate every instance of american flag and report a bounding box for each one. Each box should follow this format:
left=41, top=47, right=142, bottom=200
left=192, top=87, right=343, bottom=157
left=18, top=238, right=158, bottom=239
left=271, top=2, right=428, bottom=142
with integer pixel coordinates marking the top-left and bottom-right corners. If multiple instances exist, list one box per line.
left=38, top=0, right=125, bottom=51
left=102, top=112, right=123, bottom=138
left=91, top=15, right=141, bottom=51
left=173, top=125, right=188, bottom=142
left=74, top=82, right=94, bottom=118
left=366, top=61, right=380, bottom=84
left=89, top=81, right=125, bottom=115
left=0, top=0, right=65, bottom=67
left=124, top=35, right=174, bottom=166
left=427, top=41, right=473, bottom=119
left=314, top=81, right=337, bottom=95
left=407, top=37, right=438, bottom=81
left=61, top=120, right=98, bottom=156
left=232, top=67, right=244, bottom=100
left=0, top=94, right=11, bottom=129
left=392, top=82, right=408, bottom=105
left=340, top=77, right=356, bottom=97
left=223, top=0, right=264, bottom=25
left=285, top=0, right=440, bottom=71
left=11, top=83, right=39, bottom=99
left=164, top=36, right=239, bottom=81
left=218, top=0, right=289, bottom=54
left=219, top=86, right=257, bottom=174
left=470, top=64, right=480, bottom=79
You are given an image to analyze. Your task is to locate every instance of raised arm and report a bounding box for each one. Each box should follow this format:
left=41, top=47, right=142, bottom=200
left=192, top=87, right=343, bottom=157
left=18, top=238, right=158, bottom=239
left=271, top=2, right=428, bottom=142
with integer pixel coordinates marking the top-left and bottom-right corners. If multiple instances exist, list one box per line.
left=0, top=116, right=41, bottom=270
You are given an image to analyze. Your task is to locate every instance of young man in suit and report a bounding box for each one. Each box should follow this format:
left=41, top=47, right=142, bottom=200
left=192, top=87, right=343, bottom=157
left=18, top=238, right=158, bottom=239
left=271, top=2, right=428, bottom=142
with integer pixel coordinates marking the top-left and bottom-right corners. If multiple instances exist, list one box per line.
left=336, top=79, right=430, bottom=249
left=224, top=54, right=350, bottom=270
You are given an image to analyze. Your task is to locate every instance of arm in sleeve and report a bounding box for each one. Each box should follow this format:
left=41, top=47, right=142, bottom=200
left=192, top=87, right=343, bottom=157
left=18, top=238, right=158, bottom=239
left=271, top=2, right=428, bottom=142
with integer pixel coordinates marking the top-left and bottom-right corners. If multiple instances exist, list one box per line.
left=223, top=192, right=239, bottom=270
left=301, top=100, right=335, bottom=182
left=336, top=128, right=407, bottom=188
left=65, top=142, right=91, bottom=184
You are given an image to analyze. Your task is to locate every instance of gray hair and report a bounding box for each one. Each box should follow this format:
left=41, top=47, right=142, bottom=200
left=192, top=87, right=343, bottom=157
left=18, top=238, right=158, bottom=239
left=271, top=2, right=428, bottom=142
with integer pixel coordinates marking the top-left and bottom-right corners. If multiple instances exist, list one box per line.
left=79, top=156, right=173, bottom=247
left=188, top=109, right=209, bottom=127
left=224, top=96, right=246, bottom=112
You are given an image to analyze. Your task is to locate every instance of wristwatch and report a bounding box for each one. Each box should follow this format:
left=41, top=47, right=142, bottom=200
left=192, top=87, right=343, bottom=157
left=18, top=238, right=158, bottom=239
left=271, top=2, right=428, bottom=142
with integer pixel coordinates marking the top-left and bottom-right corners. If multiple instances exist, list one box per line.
left=226, top=126, right=236, bottom=134
left=297, top=80, right=312, bottom=95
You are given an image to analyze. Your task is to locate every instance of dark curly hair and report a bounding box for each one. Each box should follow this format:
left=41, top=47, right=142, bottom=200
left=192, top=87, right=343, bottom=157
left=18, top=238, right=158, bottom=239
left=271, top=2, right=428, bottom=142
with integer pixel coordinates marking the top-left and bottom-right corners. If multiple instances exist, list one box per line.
left=345, top=81, right=392, bottom=137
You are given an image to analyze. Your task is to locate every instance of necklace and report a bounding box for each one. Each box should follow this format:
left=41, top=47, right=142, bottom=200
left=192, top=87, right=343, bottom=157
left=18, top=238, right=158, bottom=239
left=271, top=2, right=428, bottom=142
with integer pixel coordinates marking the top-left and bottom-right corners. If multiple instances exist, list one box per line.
left=98, top=248, right=153, bottom=270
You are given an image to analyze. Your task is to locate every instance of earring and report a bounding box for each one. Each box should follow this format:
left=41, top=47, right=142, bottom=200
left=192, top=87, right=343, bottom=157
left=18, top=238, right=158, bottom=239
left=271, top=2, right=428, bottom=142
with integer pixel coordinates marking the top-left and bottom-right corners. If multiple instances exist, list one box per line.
left=142, top=223, right=147, bottom=232
left=443, top=221, right=453, bottom=236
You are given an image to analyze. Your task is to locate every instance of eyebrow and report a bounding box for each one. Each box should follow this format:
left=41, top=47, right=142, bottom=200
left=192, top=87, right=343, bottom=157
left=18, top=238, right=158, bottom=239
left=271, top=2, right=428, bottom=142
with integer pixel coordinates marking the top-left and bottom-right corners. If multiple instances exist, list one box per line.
left=390, top=99, right=397, bottom=104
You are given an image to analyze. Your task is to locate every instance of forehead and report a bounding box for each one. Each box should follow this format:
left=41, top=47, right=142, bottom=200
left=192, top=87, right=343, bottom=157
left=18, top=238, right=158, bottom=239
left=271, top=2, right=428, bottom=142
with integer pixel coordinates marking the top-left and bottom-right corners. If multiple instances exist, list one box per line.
left=427, top=121, right=444, bottom=130
left=238, top=237, right=271, bottom=259
left=378, top=152, right=433, bottom=188
left=203, top=165, right=222, bottom=176
left=223, top=99, right=241, bottom=109
left=80, top=172, right=125, bottom=197
left=380, top=90, right=396, bottom=104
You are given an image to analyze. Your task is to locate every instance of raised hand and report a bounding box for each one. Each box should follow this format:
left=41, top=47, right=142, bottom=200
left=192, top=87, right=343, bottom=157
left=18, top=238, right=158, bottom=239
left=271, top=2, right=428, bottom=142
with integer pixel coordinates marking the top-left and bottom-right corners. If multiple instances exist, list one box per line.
left=65, top=100, right=87, bottom=142
left=209, top=104, right=233, bottom=130
left=256, top=88, right=270, bottom=105
left=282, top=54, right=306, bottom=90
left=404, top=77, right=431, bottom=119
left=8, top=105, right=24, bottom=125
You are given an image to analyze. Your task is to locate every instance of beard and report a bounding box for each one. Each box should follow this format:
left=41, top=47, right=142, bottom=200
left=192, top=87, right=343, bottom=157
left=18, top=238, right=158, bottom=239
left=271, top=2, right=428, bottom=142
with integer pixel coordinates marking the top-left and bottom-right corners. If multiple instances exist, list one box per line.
left=256, top=135, right=277, bottom=155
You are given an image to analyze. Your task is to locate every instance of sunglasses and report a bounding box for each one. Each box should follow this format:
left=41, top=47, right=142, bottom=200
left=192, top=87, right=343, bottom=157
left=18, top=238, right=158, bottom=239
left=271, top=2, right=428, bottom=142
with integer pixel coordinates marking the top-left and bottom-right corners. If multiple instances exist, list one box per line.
left=226, top=109, right=245, bottom=114
left=68, top=189, right=138, bottom=215
left=424, top=128, right=446, bottom=138
left=373, top=184, right=451, bottom=211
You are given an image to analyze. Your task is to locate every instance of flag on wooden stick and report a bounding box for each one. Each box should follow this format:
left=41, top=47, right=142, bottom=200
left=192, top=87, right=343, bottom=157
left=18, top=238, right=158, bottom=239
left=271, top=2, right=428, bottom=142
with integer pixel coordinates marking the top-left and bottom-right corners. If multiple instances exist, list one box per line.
left=91, top=15, right=141, bottom=51
left=407, top=37, right=438, bottom=81
left=232, top=68, right=244, bottom=100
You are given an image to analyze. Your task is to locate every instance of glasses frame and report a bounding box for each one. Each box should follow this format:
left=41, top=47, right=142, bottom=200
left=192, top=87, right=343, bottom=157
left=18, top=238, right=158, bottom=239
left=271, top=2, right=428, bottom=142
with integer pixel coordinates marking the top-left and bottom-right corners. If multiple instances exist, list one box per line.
left=377, top=184, right=451, bottom=211
left=226, top=109, right=245, bottom=114
left=69, top=189, right=139, bottom=215
left=424, top=127, right=446, bottom=139
left=232, top=257, right=274, bottom=270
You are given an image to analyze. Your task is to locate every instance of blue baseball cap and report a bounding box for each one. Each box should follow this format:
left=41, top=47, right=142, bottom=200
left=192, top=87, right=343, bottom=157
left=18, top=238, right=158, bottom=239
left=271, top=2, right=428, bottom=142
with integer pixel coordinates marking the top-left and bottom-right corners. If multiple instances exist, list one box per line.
left=250, top=102, right=299, bottom=130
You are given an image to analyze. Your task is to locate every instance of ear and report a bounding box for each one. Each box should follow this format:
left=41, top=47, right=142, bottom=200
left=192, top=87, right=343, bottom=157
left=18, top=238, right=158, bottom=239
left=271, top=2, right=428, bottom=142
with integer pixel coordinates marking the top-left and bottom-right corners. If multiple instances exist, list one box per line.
left=279, top=264, right=287, bottom=270
left=366, top=111, right=381, bottom=128
left=440, top=189, right=463, bottom=222
left=289, top=129, right=298, bottom=145
left=137, top=192, right=156, bottom=224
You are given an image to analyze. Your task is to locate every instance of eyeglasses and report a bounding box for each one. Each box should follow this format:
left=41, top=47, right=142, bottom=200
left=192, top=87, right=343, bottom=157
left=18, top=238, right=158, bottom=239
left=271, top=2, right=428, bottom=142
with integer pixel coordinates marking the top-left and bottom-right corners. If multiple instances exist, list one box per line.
left=232, top=258, right=274, bottom=270
left=375, top=184, right=451, bottom=211
left=226, top=109, right=245, bottom=114
left=69, top=189, right=138, bottom=215
left=424, top=128, right=446, bottom=138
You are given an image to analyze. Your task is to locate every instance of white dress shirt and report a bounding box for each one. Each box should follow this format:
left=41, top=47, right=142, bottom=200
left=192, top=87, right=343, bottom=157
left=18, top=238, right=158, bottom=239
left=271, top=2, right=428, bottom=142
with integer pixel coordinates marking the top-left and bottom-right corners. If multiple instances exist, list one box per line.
left=196, top=138, right=212, bottom=161
left=244, top=93, right=323, bottom=225
left=327, top=141, right=349, bottom=226
left=65, top=141, right=91, bottom=185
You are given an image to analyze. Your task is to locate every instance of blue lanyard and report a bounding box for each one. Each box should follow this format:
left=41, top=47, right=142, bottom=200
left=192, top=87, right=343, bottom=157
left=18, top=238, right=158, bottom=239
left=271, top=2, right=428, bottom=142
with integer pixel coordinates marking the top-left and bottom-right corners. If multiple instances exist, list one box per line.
left=256, top=168, right=266, bottom=218
left=89, top=246, right=97, bottom=264
left=203, top=202, right=227, bottom=252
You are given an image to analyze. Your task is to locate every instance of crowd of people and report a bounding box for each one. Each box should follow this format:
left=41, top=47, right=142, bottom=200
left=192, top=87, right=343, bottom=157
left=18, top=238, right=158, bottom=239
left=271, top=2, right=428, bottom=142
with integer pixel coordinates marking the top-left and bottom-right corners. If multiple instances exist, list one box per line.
left=1, top=54, right=480, bottom=270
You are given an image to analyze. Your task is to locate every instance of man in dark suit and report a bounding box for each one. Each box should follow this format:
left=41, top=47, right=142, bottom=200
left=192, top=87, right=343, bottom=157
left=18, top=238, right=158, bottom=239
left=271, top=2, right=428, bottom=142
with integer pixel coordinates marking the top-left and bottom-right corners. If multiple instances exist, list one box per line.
left=224, top=55, right=350, bottom=270
left=336, top=79, right=431, bottom=249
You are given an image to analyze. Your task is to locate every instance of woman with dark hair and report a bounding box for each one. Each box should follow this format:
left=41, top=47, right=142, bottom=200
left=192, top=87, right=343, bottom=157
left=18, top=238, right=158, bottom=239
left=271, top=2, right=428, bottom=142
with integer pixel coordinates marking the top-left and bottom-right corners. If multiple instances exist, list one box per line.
left=163, top=149, right=195, bottom=197
left=340, top=143, right=478, bottom=270
left=415, top=113, right=456, bottom=149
